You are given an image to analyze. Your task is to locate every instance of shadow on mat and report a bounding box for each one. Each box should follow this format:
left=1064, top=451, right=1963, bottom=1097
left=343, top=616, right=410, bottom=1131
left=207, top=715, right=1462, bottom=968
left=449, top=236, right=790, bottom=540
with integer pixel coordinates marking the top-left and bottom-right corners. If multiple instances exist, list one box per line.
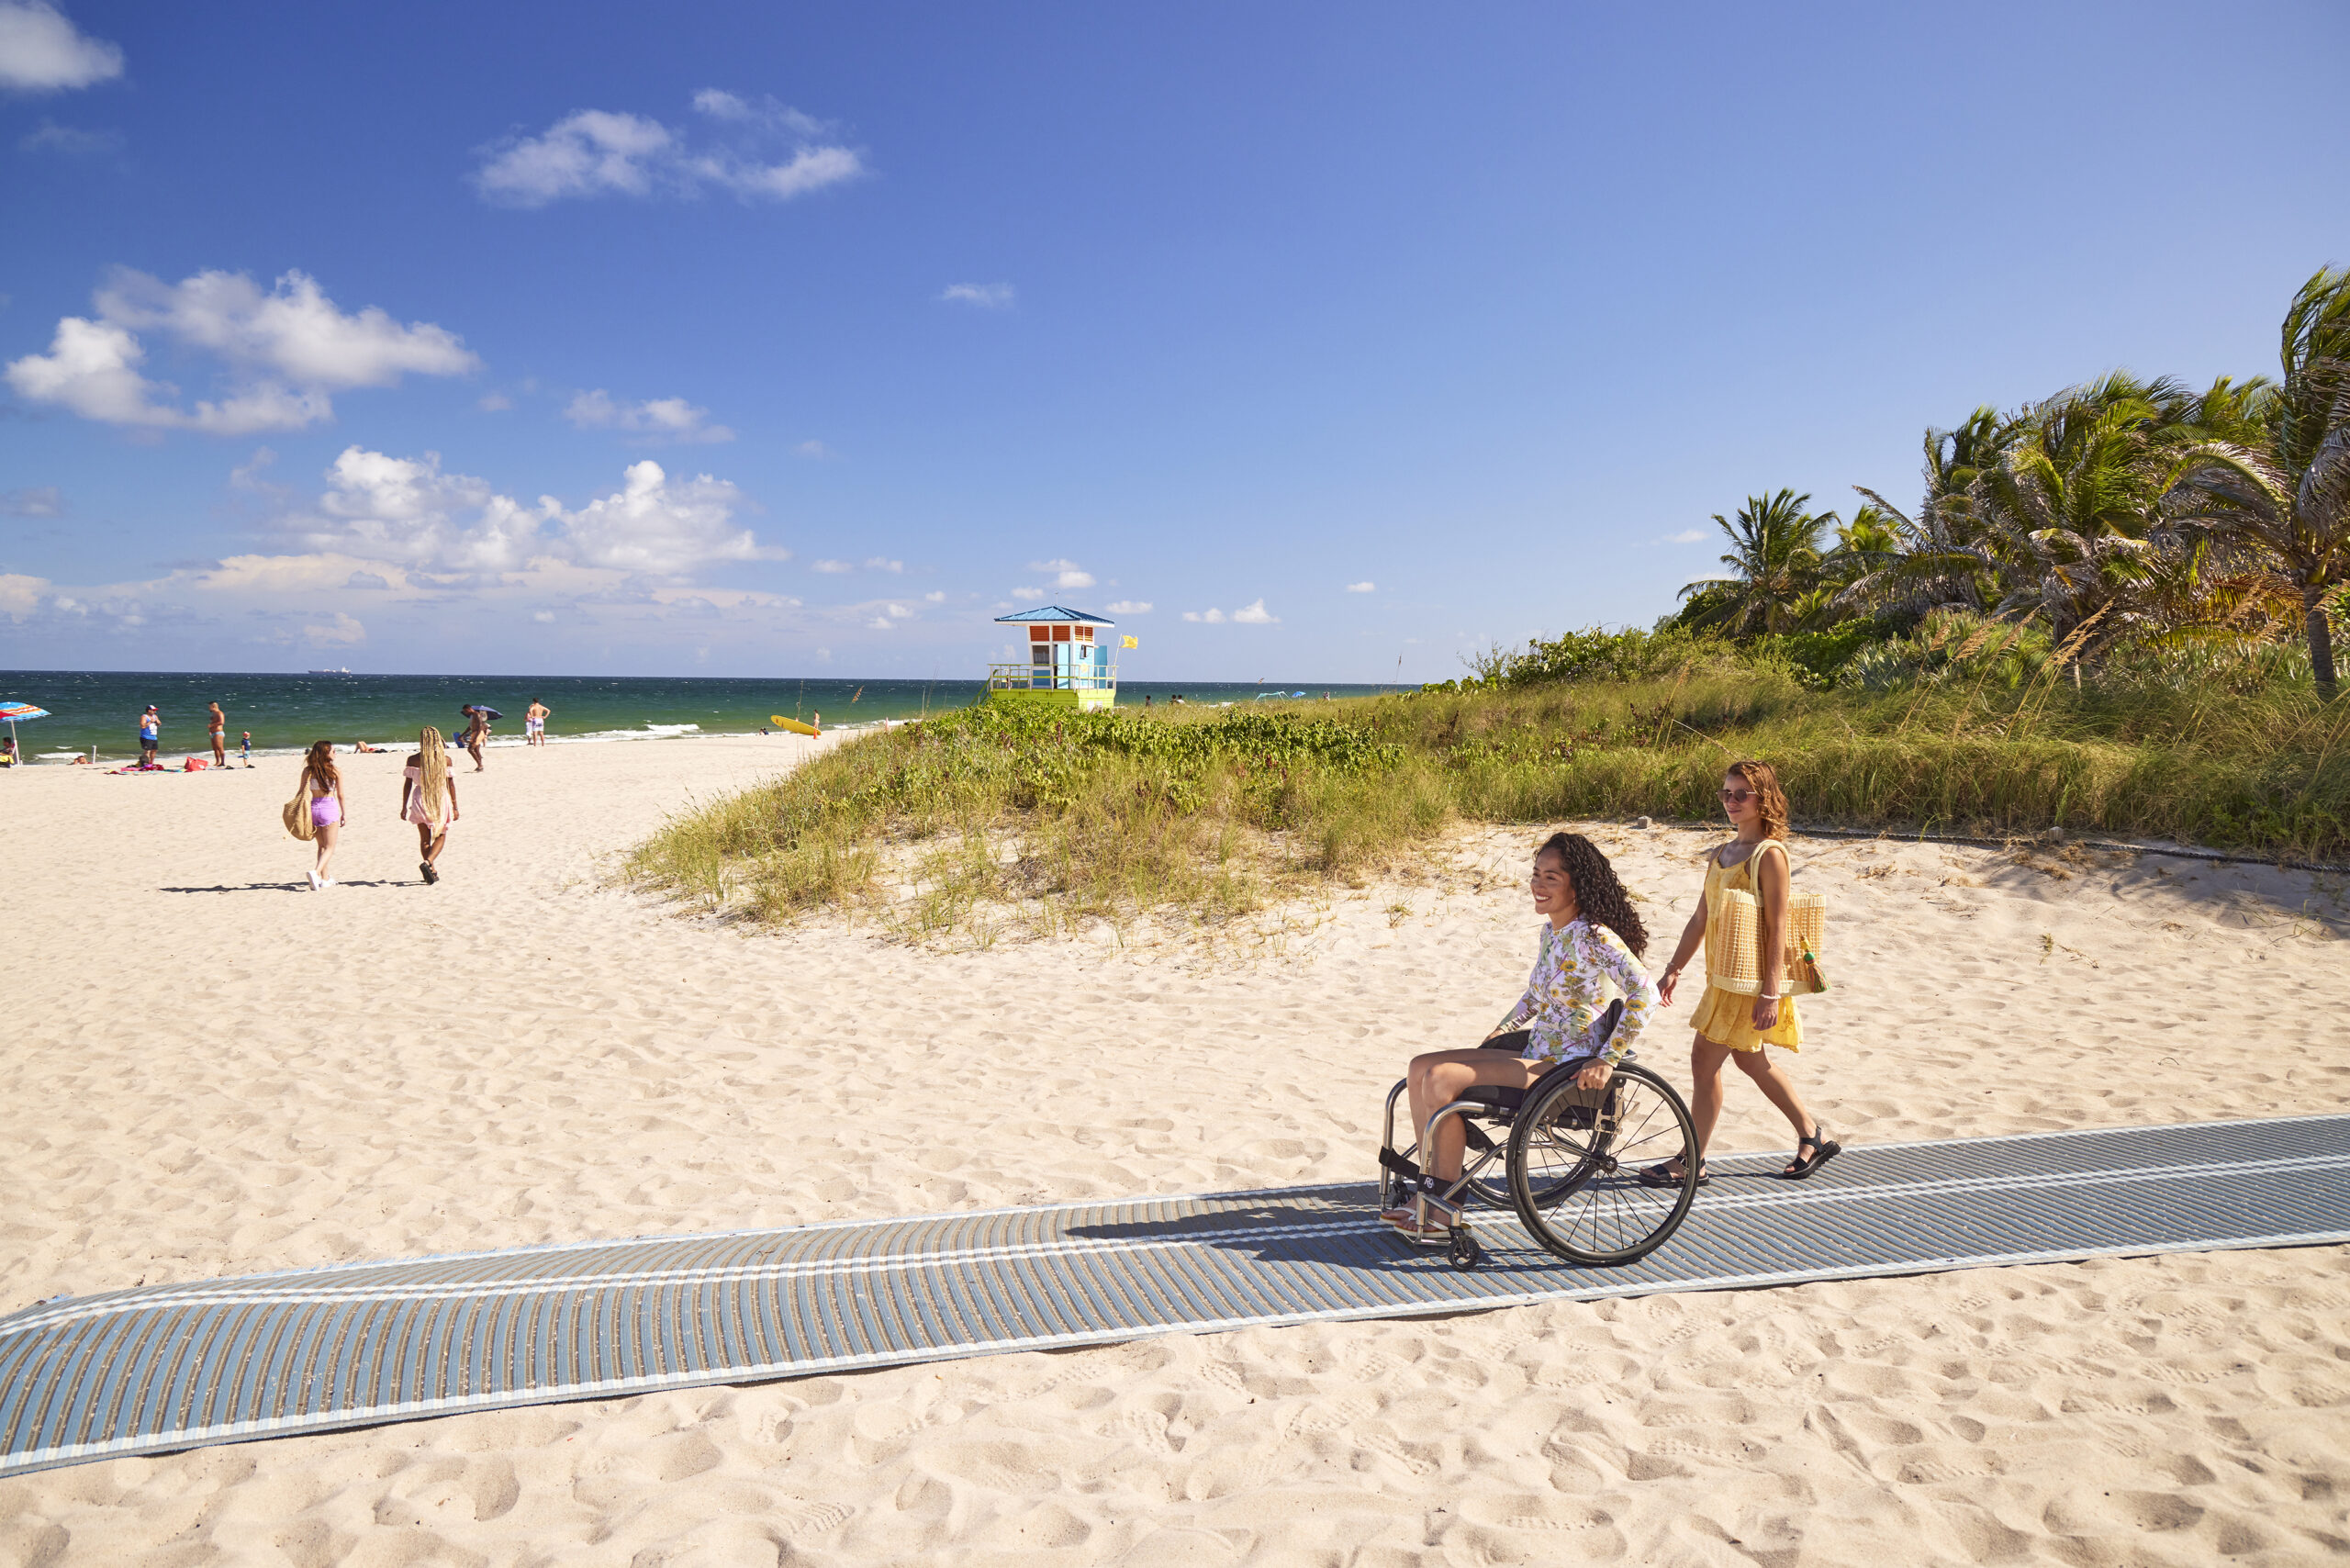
left=1064, top=1193, right=1574, bottom=1272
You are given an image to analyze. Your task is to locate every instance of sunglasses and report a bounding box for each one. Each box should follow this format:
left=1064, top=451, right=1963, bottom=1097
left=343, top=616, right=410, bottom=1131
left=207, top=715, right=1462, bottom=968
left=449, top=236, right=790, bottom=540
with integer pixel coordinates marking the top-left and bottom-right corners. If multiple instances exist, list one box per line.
left=1719, top=787, right=1756, bottom=804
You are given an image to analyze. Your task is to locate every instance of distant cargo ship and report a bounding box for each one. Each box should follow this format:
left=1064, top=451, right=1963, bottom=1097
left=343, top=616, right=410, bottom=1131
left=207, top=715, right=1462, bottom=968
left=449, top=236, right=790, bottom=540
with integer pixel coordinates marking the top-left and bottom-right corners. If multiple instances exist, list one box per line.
left=306, top=667, right=352, bottom=675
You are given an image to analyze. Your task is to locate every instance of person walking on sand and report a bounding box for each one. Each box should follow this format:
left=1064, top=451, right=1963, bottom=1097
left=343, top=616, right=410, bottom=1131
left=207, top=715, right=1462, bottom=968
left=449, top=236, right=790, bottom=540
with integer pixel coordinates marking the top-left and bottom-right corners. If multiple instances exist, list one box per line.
left=137, top=705, right=160, bottom=767
left=402, top=726, right=460, bottom=883
left=298, top=741, right=346, bottom=891
left=458, top=704, right=490, bottom=771
left=525, top=697, right=550, bottom=747
left=207, top=702, right=228, bottom=767
left=1643, top=759, right=1841, bottom=1187
left=240, top=731, right=252, bottom=767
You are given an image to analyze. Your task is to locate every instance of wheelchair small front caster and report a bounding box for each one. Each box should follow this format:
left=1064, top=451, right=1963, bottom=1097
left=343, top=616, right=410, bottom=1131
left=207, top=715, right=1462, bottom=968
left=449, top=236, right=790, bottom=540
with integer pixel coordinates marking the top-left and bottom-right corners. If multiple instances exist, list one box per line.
left=1447, top=1226, right=1482, bottom=1270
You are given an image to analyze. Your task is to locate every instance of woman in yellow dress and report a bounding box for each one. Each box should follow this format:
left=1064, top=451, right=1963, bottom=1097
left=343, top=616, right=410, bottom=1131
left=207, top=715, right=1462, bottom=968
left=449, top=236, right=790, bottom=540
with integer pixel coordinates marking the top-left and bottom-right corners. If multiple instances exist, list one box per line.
left=1641, top=759, right=1841, bottom=1185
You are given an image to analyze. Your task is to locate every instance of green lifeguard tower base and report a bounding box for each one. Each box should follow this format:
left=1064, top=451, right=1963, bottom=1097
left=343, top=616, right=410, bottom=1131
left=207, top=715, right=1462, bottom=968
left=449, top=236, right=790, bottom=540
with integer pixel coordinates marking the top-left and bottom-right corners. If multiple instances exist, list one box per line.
left=988, top=606, right=1121, bottom=711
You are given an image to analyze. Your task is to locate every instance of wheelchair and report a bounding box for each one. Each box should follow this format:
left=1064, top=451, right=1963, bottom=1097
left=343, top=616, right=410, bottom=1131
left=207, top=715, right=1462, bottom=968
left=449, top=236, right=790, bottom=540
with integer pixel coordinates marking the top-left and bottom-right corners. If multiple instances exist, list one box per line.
left=1377, top=1000, right=1700, bottom=1270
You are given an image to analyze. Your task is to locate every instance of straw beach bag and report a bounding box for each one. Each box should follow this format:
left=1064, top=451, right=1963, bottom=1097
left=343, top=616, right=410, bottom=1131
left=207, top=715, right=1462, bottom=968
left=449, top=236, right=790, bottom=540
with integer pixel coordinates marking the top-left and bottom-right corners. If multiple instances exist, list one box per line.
left=1706, top=886, right=1830, bottom=996
left=283, top=783, right=317, bottom=842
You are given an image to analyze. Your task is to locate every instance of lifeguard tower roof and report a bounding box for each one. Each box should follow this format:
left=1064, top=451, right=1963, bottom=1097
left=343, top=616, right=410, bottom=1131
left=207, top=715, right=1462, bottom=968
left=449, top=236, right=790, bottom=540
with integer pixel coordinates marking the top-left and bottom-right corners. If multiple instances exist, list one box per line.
left=994, top=605, right=1114, bottom=625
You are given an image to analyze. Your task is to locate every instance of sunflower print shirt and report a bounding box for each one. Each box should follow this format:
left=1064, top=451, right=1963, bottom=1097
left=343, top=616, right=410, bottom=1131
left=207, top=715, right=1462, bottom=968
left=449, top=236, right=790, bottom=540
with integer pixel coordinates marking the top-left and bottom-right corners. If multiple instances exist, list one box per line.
left=1498, top=918, right=1661, bottom=1066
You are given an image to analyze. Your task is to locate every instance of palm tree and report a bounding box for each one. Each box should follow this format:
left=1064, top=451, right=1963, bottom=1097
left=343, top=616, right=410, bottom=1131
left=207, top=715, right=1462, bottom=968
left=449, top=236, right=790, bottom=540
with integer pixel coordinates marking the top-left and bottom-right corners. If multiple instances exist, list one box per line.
left=1678, top=489, right=1833, bottom=636
left=2169, top=266, right=2350, bottom=697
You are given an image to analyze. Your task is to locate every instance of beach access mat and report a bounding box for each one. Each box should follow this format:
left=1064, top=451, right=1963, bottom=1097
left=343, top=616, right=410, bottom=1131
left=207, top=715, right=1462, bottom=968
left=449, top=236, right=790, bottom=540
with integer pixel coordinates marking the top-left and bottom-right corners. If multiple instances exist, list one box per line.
left=5, top=1114, right=2345, bottom=1478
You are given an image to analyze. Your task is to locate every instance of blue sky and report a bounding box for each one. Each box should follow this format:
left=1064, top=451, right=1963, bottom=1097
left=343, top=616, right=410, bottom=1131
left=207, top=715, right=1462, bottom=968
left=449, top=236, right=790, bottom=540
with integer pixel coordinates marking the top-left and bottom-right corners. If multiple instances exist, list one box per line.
left=3, top=1, right=2346, bottom=682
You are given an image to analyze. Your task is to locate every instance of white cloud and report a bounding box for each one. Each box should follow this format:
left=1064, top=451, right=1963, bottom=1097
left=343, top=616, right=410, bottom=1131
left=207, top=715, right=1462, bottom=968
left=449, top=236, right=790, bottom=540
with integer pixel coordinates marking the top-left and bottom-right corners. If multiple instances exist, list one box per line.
left=281, top=447, right=773, bottom=578
left=303, top=610, right=365, bottom=646
left=532, top=610, right=555, bottom=622
left=941, top=283, right=1015, bottom=308
left=0, top=485, right=62, bottom=516
left=792, top=439, right=831, bottom=458
left=1010, top=585, right=1041, bottom=599
left=1026, top=557, right=1094, bottom=589
left=4, top=268, right=476, bottom=435
left=0, top=1, right=122, bottom=92
left=477, top=392, right=512, bottom=412
left=344, top=570, right=388, bottom=589
left=867, top=615, right=893, bottom=631
left=1104, top=599, right=1151, bottom=614
left=564, top=388, right=733, bottom=443
left=17, top=117, right=117, bottom=152
left=0, top=571, right=49, bottom=617
left=1183, top=599, right=1277, bottom=625
left=1344, top=581, right=1375, bottom=593
left=884, top=602, right=912, bottom=619
left=864, top=556, right=902, bottom=572
left=810, top=559, right=853, bottom=573
left=474, top=96, right=863, bottom=207
left=923, top=590, right=946, bottom=603
left=1663, top=528, right=1707, bottom=543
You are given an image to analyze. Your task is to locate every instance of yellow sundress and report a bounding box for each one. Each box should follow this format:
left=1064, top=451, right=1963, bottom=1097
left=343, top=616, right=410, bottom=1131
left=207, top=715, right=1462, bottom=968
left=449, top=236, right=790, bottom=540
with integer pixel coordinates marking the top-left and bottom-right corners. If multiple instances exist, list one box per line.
left=1690, top=841, right=1802, bottom=1054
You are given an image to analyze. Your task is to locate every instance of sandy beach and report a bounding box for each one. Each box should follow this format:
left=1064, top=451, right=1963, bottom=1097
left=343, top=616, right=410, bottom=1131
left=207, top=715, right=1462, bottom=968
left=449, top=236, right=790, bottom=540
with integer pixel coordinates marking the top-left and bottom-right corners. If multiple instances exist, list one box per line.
left=2, top=734, right=2345, bottom=1565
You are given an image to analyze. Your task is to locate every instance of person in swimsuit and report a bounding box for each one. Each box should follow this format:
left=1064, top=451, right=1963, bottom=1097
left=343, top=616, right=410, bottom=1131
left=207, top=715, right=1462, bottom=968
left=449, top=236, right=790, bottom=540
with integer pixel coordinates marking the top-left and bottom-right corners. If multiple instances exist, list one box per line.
left=459, top=705, right=490, bottom=771
left=525, top=698, right=550, bottom=747
left=1385, top=831, right=1662, bottom=1244
left=299, top=741, right=346, bottom=890
left=1645, top=759, right=1841, bottom=1185
left=240, top=732, right=252, bottom=767
left=137, top=705, right=160, bottom=767
left=207, top=702, right=227, bottom=767
left=402, top=726, right=460, bottom=883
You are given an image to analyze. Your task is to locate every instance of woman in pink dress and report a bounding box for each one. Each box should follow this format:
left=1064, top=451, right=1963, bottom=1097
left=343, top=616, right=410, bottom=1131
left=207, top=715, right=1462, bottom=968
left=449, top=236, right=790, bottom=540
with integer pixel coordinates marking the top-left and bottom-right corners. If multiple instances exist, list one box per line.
left=401, top=726, right=461, bottom=884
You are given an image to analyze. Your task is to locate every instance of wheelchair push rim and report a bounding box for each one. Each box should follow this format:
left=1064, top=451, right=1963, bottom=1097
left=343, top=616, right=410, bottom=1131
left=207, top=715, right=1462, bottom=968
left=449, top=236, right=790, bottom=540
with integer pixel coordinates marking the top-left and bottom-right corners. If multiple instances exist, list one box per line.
left=1505, top=1061, right=1698, bottom=1267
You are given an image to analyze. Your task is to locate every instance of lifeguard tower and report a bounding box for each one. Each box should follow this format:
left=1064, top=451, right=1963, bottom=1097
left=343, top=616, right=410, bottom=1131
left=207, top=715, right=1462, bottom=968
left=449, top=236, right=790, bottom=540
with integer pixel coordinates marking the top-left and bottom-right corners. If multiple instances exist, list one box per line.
left=988, top=606, right=1120, bottom=711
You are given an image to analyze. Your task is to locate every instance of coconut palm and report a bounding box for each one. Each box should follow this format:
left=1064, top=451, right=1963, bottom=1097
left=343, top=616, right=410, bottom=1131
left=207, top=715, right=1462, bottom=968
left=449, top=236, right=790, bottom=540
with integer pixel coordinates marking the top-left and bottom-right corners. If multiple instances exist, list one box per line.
left=2168, top=267, right=2350, bottom=697
left=1677, top=489, right=1834, bottom=636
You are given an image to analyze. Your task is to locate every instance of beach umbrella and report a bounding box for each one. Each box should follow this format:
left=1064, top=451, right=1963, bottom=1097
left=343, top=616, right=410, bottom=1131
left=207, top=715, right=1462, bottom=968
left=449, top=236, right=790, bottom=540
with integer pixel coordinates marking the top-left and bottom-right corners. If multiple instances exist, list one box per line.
left=1, top=701, right=48, bottom=761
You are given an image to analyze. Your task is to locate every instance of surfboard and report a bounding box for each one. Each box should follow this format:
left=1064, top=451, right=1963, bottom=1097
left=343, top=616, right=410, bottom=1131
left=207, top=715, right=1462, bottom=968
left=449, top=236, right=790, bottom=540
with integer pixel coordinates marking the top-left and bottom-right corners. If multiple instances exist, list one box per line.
left=768, top=715, right=819, bottom=736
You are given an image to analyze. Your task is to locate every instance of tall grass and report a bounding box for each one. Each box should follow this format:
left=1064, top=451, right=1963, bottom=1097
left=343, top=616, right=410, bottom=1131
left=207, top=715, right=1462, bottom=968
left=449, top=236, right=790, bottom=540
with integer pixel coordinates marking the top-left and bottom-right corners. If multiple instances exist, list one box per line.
left=632, top=660, right=2350, bottom=934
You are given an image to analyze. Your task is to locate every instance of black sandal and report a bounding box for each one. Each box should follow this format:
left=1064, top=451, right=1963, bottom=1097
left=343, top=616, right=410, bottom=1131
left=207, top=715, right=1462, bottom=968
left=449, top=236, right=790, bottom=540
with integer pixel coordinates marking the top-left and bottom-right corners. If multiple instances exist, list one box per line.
left=1782, top=1125, right=1842, bottom=1180
left=1636, top=1159, right=1707, bottom=1189
left=420, top=860, right=439, bottom=885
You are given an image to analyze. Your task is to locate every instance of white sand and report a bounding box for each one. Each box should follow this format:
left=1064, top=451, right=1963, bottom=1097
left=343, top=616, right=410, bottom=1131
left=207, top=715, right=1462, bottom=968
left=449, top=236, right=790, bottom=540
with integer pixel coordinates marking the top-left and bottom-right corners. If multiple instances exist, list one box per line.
left=2, top=735, right=2345, bottom=1564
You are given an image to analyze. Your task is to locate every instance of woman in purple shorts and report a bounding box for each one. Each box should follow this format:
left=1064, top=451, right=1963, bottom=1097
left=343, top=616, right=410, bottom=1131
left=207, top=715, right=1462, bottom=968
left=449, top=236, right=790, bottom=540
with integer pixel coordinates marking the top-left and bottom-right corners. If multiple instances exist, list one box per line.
left=299, top=741, right=346, bottom=890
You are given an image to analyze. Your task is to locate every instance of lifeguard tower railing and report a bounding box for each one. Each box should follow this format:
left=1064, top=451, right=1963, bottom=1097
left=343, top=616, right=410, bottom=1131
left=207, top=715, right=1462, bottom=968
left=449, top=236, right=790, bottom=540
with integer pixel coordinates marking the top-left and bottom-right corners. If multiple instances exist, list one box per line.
left=987, top=661, right=1119, bottom=691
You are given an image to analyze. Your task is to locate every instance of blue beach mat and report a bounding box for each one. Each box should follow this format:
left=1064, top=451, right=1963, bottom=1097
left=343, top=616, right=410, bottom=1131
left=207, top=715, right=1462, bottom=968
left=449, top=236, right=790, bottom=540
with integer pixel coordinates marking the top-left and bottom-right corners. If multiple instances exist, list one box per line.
left=4, top=1114, right=2344, bottom=1479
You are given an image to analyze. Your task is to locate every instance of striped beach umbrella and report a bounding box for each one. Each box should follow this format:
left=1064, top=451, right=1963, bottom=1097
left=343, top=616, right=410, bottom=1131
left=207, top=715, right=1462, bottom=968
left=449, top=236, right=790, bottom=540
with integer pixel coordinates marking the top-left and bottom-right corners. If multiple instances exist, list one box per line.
left=0, top=701, right=49, bottom=762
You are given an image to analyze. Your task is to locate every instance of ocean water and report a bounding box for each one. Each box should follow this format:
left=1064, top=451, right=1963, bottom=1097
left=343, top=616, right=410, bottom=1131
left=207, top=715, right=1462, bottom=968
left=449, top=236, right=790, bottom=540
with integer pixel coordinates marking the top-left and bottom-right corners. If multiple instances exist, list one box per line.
left=0, top=671, right=1398, bottom=761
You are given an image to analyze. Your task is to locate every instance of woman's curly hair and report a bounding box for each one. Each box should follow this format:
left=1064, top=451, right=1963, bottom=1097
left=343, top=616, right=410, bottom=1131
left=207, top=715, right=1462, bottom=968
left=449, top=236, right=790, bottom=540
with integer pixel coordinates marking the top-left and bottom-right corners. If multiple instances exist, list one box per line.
left=1537, top=832, right=1648, bottom=957
left=1726, top=758, right=1790, bottom=840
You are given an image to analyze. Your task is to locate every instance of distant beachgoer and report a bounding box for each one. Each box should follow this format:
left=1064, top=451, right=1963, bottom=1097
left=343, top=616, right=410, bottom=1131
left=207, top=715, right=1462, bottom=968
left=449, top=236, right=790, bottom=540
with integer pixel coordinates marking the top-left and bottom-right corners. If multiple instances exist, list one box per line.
left=299, top=741, right=346, bottom=891
left=1, top=735, right=16, bottom=767
left=137, top=705, right=160, bottom=767
left=207, top=702, right=227, bottom=767
left=240, top=731, right=252, bottom=767
left=1645, top=759, right=1841, bottom=1187
left=526, top=698, right=550, bottom=747
left=403, top=725, right=460, bottom=883
left=1144, top=695, right=1153, bottom=710
left=460, top=705, right=490, bottom=771
left=352, top=740, right=382, bottom=754
left=811, top=711, right=822, bottom=736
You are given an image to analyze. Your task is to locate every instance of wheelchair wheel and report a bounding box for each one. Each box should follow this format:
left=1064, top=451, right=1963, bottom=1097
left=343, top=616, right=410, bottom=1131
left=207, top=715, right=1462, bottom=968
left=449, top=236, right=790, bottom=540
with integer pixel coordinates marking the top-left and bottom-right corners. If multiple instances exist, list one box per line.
left=1505, top=1062, right=1697, bottom=1266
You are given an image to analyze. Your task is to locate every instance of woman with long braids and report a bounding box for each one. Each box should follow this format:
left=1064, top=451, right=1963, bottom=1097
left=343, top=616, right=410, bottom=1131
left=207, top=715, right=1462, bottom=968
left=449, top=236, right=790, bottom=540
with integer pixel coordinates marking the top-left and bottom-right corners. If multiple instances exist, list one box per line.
left=1385, top=831, right=1662, bottom=1244
left=400, top=726, right=461, bottom=884
left=1643, top=758, right=1841, bottom=1185
left=297, top=741, right=345, bottom=891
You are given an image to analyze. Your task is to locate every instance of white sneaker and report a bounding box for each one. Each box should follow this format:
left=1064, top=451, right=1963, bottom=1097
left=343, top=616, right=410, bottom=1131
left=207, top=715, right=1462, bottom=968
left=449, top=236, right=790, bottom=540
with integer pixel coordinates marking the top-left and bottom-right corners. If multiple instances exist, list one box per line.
left=319, top=879, right=337, bottom=890
left=306, top=869, right=321, bottom=890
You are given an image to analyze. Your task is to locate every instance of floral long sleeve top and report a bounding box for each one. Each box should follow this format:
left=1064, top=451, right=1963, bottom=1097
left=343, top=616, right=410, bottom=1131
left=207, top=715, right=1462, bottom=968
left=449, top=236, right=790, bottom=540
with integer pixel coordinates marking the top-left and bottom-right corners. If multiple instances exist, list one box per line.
left=1499, top=918, right=1661, bottom=1066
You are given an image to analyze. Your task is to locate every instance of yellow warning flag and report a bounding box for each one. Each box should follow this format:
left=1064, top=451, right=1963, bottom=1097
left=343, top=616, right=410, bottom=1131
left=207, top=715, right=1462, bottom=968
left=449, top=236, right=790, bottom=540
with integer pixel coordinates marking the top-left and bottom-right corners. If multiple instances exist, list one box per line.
left=1120, top=635, right=1139, bottom=649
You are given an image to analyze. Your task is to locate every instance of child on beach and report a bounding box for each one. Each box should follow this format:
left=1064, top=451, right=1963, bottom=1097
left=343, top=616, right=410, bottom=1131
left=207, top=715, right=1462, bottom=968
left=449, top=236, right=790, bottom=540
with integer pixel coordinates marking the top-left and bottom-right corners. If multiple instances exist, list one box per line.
left=298, top=741, right=345, bottom=891
left=1386, top=831, right=1662, bottom=1243
left=402, top=726, right=460, bottom=883
left=240, top=732, right=252, bottom=767
left=1645, top=759, right=1842, bottom=1185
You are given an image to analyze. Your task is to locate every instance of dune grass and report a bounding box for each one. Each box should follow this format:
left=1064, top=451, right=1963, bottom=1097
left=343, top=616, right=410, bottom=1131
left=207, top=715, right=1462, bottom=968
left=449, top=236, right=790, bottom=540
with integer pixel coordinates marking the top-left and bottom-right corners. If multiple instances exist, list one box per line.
left=629, top=662, right=2350, bottom=936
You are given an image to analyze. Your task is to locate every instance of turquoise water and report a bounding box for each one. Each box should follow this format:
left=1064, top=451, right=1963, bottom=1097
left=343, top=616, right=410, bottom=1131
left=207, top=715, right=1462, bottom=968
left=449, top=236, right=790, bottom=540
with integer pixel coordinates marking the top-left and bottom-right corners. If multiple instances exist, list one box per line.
left=0, top=671, right=1397, bottom=761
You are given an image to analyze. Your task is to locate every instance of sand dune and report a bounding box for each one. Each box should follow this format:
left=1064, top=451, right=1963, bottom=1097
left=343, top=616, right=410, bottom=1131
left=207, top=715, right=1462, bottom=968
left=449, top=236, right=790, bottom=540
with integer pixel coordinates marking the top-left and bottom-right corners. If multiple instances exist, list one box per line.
left=1, top=735, right=2344, bottom=1564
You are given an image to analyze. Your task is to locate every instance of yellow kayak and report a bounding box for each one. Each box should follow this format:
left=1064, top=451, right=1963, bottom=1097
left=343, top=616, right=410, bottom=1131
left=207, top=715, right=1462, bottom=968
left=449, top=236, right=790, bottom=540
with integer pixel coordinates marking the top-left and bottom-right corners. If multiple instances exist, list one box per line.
left=768, top=715, right=819, bottom=736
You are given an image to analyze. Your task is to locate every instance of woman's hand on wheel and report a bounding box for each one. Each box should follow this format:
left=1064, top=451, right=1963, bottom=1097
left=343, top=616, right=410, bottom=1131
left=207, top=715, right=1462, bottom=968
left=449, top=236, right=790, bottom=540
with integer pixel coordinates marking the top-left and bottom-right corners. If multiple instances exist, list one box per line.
left=1751, top=994, right=1781, bottom=1031
left=1574, top=1060, right=1613, bottom=1091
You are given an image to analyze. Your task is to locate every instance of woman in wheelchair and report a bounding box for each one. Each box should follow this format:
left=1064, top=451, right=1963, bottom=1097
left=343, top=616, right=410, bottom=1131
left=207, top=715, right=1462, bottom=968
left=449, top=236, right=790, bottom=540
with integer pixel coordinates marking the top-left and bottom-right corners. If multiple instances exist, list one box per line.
left=1385, top=831, right=1661, bottom=1242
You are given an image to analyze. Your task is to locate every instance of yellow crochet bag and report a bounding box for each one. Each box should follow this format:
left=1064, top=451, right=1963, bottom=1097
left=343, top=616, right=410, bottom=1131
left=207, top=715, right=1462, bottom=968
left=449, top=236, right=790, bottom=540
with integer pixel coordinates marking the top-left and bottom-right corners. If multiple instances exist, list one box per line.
left=1706, top=885, right=1829, bottom=996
